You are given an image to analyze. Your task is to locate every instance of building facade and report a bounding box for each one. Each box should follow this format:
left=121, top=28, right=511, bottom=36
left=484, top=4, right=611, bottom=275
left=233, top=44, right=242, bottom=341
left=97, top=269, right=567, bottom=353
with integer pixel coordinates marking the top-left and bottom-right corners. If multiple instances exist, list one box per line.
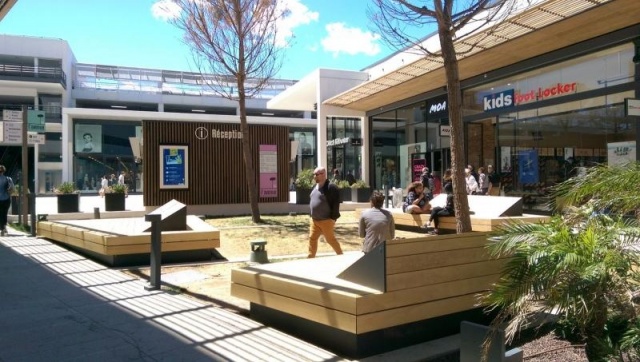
left=272, top=0, right=640, bottom=213
left=0, top=34, right=316, bottom=195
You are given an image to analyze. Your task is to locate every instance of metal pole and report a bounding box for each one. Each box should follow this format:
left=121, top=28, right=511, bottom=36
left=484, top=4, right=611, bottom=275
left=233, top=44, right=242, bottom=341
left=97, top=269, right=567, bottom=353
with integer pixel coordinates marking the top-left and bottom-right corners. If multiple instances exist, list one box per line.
left=144, top=214, right=162, bottom=290
left=29, top=193, right=36, bottom=236
left=21, top=105, right=28, bottom=227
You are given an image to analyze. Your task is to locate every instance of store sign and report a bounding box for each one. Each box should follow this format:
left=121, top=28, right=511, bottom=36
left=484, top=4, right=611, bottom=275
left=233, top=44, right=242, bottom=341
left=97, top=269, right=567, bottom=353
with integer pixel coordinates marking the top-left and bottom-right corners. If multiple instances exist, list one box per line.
left=439, top=125, right=451, bottom=137
left=427, top=95, right=448, bottom=120
left=326, top=137, right=350, bottom=147
left=483, top=90, right=514, bottom=111
left=350, top=138, right=362, bottom=146
left=516, top=82, right=577, bottom=104
left=483, top=82, right=578, bottom=111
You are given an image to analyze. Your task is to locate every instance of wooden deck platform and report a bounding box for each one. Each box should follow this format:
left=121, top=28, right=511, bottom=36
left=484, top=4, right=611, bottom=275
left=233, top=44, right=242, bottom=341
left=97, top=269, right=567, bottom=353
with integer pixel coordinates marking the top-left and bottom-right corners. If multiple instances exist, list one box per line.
left=37, top=215, right=220, bottom=266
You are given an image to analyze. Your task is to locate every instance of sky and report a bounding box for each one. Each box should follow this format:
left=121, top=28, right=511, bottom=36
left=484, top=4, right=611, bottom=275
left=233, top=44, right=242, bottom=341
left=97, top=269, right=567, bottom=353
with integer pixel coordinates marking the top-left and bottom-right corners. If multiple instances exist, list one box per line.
left=0, top=0, right=401, bottom=80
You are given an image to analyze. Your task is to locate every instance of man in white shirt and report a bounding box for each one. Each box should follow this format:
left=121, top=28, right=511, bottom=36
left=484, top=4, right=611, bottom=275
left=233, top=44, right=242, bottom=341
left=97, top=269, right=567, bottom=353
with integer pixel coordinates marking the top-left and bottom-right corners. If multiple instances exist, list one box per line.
left=118, top=171, right=125, bottom=185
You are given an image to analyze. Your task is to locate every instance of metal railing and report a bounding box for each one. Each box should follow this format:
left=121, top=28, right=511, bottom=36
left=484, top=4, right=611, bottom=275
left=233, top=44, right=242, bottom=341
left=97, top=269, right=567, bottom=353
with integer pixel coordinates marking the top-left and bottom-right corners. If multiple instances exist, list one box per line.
left=0, top=64, right=67, bottom=89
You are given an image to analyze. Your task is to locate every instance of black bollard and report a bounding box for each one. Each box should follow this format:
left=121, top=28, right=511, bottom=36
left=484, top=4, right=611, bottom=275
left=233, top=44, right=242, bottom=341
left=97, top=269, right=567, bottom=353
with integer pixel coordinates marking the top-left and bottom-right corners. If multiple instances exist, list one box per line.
left=144, top=214, right=162, bottom=291
left=94, top=207, right=100, bottom=219
left=29, top=193, right=36, bottom=236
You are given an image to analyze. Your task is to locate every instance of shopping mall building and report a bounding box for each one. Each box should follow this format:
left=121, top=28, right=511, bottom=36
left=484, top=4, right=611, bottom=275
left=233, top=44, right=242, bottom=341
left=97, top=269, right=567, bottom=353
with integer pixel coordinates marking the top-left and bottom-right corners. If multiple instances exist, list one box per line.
left=0, top=35, right=316, bottom=197
left=1, top=0, right=639, bottom=212
left=271, top=0, right=640, bottom=212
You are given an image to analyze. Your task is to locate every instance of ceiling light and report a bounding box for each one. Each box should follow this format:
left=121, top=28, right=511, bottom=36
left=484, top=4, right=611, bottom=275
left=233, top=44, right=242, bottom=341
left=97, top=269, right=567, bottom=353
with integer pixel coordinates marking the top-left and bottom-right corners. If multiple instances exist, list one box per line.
left=261, top=112, right=274, bottom=116
left=111, top=105, right=127, bottom=109
left=192, top=109, right=206, bottom=113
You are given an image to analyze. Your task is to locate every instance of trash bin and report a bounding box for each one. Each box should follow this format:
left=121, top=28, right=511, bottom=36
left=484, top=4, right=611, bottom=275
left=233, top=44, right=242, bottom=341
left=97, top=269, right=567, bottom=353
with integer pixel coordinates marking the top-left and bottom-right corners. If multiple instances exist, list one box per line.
left=249, top=240, right=269, bottom=263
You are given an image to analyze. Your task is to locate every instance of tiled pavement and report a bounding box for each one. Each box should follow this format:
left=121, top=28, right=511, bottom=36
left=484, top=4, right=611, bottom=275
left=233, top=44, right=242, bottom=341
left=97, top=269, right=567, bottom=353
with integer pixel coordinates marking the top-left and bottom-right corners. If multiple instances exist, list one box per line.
left=0, top=230, right=346, bottom=361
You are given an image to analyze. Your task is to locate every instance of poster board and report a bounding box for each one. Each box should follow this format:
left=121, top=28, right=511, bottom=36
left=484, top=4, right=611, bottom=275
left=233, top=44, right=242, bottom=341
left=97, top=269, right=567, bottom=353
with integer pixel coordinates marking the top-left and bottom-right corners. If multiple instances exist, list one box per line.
left=75, top=124, right=102, bottom=153
left=159, top=145, right=188, bottom=189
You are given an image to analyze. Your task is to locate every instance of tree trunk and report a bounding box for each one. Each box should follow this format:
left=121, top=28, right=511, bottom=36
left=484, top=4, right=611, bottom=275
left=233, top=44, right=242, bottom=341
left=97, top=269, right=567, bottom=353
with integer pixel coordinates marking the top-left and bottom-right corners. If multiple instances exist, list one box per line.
left=436, top=13, right=472, bottom=233
left=584, top=297, right=608, bottom=361
left=235, top=12, right=261, bottom=223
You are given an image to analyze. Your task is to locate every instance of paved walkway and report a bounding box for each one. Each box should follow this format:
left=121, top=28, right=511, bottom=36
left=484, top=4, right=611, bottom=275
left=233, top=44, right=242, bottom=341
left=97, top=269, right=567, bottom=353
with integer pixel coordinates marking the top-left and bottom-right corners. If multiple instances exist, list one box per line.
left=1, top=195, right=457, bottom=361
left=0, top=229, right=347, bottom=361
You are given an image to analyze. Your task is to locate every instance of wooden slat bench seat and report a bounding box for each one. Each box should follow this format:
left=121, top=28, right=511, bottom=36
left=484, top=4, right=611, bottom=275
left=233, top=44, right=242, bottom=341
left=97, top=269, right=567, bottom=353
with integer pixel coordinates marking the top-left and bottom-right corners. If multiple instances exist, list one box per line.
left=230, top=231, right=518, bottom=358
left=37, top=215, right=220, bottom=266
left=377, top=209, right=548, bottom=231
left=357, top=194, right=548, bottom=231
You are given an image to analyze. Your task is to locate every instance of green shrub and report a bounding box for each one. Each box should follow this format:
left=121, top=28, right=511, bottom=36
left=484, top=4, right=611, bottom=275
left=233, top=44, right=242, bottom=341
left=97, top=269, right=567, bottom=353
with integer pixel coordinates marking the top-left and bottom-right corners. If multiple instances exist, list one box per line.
left=54, top=181, right=77, bottom=194
left=105, top=184, right=128, bottom=194
left=351, top=179, right=368, bottom=189
left=336, top=180, right=351, bottom=188
left=294, top=169, right=315, bottom=189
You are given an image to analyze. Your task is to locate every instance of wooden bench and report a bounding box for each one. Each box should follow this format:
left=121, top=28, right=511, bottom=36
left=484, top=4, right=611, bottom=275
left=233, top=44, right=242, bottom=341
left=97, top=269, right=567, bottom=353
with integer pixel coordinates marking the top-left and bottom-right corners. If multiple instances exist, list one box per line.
left=37, top=215, right=220, bottom=266
left=358, top=194, right=548, bottom=231
left=231, top=232, right=510, bottom=358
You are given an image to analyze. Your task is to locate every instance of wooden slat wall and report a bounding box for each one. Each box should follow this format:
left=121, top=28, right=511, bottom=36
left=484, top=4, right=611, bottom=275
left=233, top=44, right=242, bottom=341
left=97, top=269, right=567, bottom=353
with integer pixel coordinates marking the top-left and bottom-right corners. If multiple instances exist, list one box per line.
left=143, top=120, right=290, bottom=207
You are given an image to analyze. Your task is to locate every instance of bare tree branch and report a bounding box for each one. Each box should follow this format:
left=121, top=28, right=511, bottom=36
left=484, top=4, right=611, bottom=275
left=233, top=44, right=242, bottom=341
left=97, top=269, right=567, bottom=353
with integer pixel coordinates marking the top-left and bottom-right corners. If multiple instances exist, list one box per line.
left=369, top=0, right=532, bottom=233
left=165, top=0, right=288, bottom=223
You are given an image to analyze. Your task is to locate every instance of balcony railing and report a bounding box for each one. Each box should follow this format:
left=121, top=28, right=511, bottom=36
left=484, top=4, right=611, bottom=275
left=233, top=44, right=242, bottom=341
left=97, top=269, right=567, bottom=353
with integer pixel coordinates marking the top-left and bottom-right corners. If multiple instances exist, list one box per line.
left=0, top=64, right=67, bottom=89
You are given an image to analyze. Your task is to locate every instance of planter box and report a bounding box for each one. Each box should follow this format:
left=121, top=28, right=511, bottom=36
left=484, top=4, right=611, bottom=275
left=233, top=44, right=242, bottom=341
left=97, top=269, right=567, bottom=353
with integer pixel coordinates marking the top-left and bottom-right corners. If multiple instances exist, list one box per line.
left=57, top=194, right=80, bottom=213
left=10, top=195, right=30, bottom=215
left=105, top=193, right=126, bottom=211
left=351, top=188, right=371, bottom=203
left=339, top=188, right=352, bottom=202
left=295, top=189, right=311, bottom=205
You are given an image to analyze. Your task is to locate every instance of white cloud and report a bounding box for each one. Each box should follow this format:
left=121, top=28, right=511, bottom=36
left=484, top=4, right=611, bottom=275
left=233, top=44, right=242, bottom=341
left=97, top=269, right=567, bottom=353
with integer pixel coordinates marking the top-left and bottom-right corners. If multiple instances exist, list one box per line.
left=275, top=0, right=319, bottom=47
left=321, top=23, right=381, bottom=57
left=151, top=0, right=181, bottom=21
left=151, top=0, right=318, bottom=48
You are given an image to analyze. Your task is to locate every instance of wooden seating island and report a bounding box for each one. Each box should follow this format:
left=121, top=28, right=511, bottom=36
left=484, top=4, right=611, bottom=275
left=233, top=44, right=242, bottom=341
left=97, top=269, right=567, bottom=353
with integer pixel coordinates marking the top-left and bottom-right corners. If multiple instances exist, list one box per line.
left=37, top=210, right=220, bottom=267
left=231, top=195, right=549, bottom=358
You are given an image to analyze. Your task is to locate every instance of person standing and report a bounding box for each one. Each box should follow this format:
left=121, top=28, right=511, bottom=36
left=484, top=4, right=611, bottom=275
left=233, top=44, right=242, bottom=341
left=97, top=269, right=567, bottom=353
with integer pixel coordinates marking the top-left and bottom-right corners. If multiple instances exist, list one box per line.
left=359, top=191, right=395, bottom=253
left=0, top=165, right=14, bottom=236
left=307, top=166, right=343, bottom=258
left=118, top=171, right=125, bottom=185
left=99, top=175, right=109, bottom=197
left=465, top=168, right=479, bottom=195
left=487, top=165, right=501, bottom=196
left=477, top=166, right=488, bottom=195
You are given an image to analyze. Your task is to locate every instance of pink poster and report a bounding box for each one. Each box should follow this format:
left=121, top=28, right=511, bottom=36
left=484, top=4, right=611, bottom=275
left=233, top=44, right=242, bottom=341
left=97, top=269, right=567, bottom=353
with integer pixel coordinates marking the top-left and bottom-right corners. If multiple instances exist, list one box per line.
left=259, top=144, right=278, bottom=197
left=412, top=159, right=427, bottom=182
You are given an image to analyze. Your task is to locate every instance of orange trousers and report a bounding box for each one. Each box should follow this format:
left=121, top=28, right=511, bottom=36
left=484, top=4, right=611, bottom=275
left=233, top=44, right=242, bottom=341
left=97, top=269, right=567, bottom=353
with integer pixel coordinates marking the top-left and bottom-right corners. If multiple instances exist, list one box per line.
left=307, top=218, right=343, bottom=258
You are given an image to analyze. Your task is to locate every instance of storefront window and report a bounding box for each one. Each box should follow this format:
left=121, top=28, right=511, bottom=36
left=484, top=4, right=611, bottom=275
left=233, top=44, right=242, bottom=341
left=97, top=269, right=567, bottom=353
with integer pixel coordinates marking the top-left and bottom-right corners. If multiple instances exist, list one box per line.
left=326, top=117, right=362, bottom=183
left=73, top=120, right=142, bottom=193
left=495, top=94, right=635, bottom=212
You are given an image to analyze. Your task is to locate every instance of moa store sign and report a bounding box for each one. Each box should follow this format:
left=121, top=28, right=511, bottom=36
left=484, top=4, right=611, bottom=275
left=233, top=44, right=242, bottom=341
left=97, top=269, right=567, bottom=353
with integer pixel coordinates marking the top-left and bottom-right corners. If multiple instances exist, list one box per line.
left=483, top=82, right=577, bottom=111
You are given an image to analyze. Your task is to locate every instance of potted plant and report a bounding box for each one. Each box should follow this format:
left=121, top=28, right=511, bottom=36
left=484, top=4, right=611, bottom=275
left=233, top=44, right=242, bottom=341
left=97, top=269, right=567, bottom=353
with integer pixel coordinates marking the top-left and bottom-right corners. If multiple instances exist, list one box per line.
left=10, top=185, right=31, bottom=215
left=336, top=179, right=351, bottom=202
left=104, top=184, right=127, bottom=211
left=351, top=179, right=371, bottom=202
left=54, top=181, right=80, bottom=213
left=294, top=169, right=315, bottom=205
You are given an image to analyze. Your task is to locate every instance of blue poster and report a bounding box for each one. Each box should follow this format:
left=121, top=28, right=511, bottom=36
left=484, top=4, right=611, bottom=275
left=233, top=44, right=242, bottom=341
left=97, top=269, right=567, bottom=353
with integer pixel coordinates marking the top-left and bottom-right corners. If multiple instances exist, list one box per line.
left=518, top=149, right=539, bottom=184
left=161, top=146, right=187, bottom=188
